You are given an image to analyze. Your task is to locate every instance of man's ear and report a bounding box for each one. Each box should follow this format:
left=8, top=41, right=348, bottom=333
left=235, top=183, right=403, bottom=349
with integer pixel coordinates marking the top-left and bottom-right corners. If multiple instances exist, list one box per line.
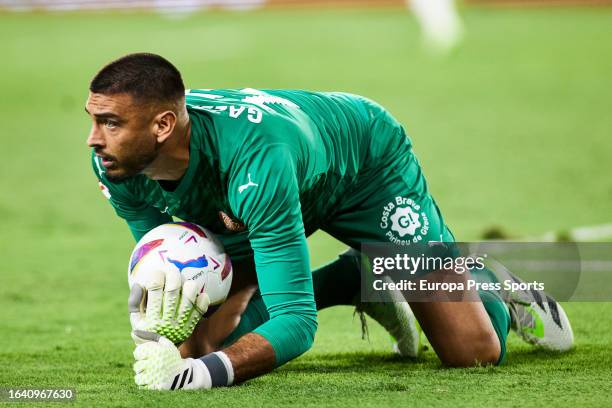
left=153, top=110, right=177, bottom=143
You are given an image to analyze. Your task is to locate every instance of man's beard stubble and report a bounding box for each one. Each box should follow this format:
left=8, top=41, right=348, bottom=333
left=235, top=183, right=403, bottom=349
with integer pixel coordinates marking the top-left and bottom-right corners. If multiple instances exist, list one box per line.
left=105, top=143, right=160, bottom=183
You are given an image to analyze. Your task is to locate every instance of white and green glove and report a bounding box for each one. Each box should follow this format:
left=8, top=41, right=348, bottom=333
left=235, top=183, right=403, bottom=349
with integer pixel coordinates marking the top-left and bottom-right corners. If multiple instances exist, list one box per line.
left=128, top=268, right=210, bottom=345
left=133, top=331, right=234, bottom=391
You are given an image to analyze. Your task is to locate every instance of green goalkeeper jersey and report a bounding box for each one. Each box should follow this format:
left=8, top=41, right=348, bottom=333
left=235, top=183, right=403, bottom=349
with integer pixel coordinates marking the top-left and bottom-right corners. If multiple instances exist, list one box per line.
left=93, top=88, right=420, bottom=365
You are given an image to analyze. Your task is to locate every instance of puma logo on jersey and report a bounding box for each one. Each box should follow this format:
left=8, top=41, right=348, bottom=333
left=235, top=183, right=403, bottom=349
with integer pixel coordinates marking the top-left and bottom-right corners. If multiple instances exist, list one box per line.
left=238, top=173, right=259, bottom=194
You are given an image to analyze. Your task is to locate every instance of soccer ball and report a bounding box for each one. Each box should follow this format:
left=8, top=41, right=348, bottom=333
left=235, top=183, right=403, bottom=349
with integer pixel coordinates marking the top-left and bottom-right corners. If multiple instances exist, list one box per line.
left=127, top=222, right=233, bottom=308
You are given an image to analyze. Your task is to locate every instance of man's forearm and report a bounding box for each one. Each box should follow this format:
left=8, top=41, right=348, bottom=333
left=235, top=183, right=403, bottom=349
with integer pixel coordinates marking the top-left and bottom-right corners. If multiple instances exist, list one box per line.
left=223, top=332, right=276, bottom=383
left=179, top=283, right=258, bottom=358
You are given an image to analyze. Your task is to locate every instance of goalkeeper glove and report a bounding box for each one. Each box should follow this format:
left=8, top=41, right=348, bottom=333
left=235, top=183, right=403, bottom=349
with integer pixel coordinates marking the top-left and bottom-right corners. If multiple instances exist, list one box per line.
left=133, top=331, right=234, bottom=390
left=128, top=268, right=210, bottom=345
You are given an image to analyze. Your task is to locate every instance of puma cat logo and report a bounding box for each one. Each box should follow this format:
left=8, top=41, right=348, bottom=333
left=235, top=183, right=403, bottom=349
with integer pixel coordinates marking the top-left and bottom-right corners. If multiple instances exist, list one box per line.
left=238, top=173, right=259, bottom=194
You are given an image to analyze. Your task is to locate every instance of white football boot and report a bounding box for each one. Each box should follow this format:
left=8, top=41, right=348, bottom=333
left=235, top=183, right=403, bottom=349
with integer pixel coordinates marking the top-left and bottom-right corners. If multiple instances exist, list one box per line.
left=485, top=257, right=574, bottom=352
left=350, top=249, right=423, bottom=358
left=355, top=300, right=422, bottom=358
left=355, top=275, right=422, bottom=358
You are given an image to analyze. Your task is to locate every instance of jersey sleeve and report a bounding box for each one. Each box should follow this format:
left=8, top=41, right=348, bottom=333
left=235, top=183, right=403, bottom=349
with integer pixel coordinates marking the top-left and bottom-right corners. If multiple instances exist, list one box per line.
left=228, top=143, right=317, bottom=366
left=91, top=152, right=171, bottom=242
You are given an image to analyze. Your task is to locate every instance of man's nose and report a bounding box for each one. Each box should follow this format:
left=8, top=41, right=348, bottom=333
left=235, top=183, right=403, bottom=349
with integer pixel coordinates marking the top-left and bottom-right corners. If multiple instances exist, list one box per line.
left=87, top=125, right=104, bottom=148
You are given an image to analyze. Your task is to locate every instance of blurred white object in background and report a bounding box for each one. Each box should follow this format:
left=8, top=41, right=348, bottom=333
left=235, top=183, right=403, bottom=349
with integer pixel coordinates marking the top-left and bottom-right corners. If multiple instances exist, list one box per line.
left=408, top=0, right=464, bottom=54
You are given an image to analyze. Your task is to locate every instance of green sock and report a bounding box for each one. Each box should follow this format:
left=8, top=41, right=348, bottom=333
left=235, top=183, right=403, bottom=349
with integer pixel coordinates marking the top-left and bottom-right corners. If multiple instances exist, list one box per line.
left=470, top=265, right=500, bottom=286
left=312, top=248, right=362, bottom=310
left=473, top=267, right=511, bottom=365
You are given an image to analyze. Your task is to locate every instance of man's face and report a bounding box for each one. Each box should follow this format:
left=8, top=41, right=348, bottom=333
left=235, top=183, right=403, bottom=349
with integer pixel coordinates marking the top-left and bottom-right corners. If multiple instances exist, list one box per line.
left=85, top=92, right=159, bottom=182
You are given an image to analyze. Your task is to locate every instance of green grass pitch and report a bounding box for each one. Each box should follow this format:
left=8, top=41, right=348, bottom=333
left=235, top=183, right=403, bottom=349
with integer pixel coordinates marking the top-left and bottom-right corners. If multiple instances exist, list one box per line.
left=1, top=5, right=612, bottom=407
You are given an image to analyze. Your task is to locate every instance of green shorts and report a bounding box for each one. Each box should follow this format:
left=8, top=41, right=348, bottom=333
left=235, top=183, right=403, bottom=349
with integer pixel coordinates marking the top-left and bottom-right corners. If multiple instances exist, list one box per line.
left=322, top=96, right=455, bottom=250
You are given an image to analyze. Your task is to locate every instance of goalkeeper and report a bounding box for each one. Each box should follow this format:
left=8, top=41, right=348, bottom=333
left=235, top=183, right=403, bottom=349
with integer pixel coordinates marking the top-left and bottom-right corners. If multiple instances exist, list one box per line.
left=86, top=53, right=573, bottom=390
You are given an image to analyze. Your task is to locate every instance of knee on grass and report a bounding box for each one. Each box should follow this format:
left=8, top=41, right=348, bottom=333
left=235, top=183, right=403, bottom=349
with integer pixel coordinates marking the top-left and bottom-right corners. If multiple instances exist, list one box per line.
left=438, top=329, right=501, bottom=368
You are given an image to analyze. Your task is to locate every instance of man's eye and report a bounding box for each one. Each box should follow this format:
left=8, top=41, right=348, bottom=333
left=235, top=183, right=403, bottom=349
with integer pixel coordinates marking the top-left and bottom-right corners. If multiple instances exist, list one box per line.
left=104, top=120, right=118, bottom=129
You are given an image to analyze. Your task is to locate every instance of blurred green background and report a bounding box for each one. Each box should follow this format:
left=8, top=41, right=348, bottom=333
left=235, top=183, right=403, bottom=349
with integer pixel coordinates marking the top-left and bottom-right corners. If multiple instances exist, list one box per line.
left=1, top=5, right=611, bottom=407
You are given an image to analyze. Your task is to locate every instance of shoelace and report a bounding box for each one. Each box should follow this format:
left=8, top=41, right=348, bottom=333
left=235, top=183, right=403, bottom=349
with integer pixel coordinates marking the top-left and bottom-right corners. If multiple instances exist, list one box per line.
left=353, top=307, right=370, bottom=342
left=509, top=302, right=536, bottom=333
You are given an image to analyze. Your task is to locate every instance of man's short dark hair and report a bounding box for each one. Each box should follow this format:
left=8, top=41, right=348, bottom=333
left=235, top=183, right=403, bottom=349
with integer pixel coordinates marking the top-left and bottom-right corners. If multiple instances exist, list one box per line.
left=90, top=53, right=185, bottom=106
